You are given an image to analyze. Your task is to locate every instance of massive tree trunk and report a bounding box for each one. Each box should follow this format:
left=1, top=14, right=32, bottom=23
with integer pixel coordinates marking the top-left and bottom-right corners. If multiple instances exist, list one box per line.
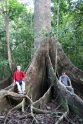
left=1, top=0, right=83, bottom=122
left=0, top=37, right=83, bottom=120
left=34, top=0, right=51, bottom=51
left=46, top=49, right=83, bottom=119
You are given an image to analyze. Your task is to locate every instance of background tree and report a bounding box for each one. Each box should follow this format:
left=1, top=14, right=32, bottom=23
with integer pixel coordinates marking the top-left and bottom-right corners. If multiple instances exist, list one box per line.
left=51, top=0, right=83, bottom=70
left=10, top=8, right=34, bottom=68
left=0, top=0, right=34, bottom=80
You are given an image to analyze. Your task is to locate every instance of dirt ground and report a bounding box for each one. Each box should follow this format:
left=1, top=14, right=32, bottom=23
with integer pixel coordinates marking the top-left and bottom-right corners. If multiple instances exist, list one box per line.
left=0, top=99, right=83, bottom=124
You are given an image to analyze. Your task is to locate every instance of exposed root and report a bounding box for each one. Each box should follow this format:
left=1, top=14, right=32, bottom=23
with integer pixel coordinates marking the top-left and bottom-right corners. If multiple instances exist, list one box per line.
left=6, top=91, right=33, bottom=106
left=54, top=95, right=59, bottom=102
left=4, top=97, right=26, bottom=124
left=19, top=113, right=32, bottom=119
left=18, top=105, right=63, bottom=123
left=22, top=98, right=25, bottom=112
left=30, top=105, right=39, bottom=124
left=33, top=106, right=62, bottom=115
left=4, top=101, right=22, bottom=124
left=55, top=99, right=69, bottom=124
left=55, top=103, right=62, bottom=110
left=65, top=116, right=75, bottom=124
left=7, top=91, right=32, bottom=101
left=55, top=111, right=68, bottom=124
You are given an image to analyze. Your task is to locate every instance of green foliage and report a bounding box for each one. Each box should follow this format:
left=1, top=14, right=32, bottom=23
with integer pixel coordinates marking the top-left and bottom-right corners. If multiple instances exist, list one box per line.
left=0, top=15, right=5, bottom=39
left=10, top=9, right=34, bottom=70
left=52, top=0, right=83, bottom=70
left=0, top=0, right=83, bottom=80
left=9, top=0, right=26, bottom=20
left=0, top=0, right=26, bottom=20
left=0, top=58, right=8, bottom=66
left=0, top=58, right=10, bottom=80
left=0, top=0, right=34, bottom=80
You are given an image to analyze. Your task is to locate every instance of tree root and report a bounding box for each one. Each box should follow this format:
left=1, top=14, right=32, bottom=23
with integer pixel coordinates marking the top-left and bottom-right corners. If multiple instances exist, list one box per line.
left=19, top=113, right=32, bottom=119
left=3, top=94, right=31, bottom=124
left=33, top=106, right=62, bottom=115
left=30, top=105, right=39, bottom=124
left=55, top=111, right=68, bottom=124
left=55, top=103, right=62, bottom=110
left=65, top=116, right=75, bottom=124
left=22, top=98, right=25, bottom=112
left=4, top=98, right=25, bottom=124
left=6, top=91, right=33, bottom=106
left=18, top=105, right=63, bottom=124
left=55, top=99, right=69, bottom=124
left=4, top=91, right=64, bottom=124
left=7, top=91, right=32, bottom=101
left=3, top=89, right=73, bottom=124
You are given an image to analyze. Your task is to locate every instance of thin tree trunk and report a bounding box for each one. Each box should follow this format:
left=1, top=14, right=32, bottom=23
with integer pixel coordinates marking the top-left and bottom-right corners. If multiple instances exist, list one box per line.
left=1, top=0, right=13, bottom=72
left=5, top=1, right=12, bottom=71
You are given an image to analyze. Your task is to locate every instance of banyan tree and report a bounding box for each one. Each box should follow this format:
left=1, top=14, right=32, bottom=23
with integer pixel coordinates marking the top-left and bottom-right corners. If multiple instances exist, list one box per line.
left=0, top=0, right=83, bottom=123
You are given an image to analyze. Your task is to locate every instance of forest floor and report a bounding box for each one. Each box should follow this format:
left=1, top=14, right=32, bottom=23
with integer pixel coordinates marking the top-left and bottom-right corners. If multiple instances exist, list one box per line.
left=0, top=98, right=83, bottom=124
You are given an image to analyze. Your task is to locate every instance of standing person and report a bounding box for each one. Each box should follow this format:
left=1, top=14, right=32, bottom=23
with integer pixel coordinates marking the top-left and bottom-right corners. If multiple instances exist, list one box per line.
left=59, top=72, right=74, bottom=93
left=12, top=65, right=26, bottom=94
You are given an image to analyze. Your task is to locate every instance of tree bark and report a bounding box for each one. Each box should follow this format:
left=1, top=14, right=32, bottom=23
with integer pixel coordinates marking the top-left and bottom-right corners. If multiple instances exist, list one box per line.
left=34, top=0, right=51, bottom=51
left=1, top=0, right=16, bottom=73
left=25, top=37, right=50, bottom=101
left=46, top=46, right=83, bottom=119
left=0, top=37, right=83, bottom=119
left=1, top=0, right=83, bottom=120
left=57, top=42, right=83, bottom=95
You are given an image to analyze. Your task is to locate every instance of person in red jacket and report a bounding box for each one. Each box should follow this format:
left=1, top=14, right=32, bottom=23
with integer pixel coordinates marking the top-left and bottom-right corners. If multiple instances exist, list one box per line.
left=12, top=65, right=26, bottom=94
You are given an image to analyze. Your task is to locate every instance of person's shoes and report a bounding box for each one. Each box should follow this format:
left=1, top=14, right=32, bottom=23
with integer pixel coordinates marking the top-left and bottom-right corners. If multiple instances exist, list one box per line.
left=18, top=91, right=23, bottom=94
left=22, top=91, right=27, bottom=95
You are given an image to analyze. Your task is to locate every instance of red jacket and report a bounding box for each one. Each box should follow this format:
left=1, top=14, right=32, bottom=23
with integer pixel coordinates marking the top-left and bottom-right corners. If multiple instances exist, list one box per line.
left=13, top=71, right=26, bottom=82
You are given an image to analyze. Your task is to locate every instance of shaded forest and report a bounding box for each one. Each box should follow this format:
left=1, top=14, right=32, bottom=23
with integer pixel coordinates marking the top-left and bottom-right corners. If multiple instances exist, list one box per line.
left=0, top=0, right=83, bottom=124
